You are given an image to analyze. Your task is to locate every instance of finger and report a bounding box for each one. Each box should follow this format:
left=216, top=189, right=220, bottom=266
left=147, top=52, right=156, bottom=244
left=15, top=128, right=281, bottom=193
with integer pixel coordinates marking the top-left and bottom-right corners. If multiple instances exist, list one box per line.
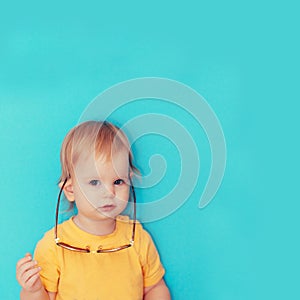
left=25, top=272, right=41, bottom=289
left=23, top=266, right=42, bottom=285
left=18, top=260, right=38, bottom=275
left=17, top=265, right=40, bottom=288
left=17, top=260, right=39, bottom=281
left=16, top=258, right=34, bottom=283
left=16, top=254, right=33, bottom=270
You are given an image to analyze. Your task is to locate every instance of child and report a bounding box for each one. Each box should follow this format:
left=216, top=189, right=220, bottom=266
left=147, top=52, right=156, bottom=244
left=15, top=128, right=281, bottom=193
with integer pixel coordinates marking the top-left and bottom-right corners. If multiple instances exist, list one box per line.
left=16, top=121, right=171, bottom=300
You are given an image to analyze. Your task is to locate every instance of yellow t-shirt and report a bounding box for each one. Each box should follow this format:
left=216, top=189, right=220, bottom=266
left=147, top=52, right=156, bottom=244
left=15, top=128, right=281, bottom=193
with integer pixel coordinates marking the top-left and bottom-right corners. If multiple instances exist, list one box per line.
left=34, top=215, right=165, bottom=300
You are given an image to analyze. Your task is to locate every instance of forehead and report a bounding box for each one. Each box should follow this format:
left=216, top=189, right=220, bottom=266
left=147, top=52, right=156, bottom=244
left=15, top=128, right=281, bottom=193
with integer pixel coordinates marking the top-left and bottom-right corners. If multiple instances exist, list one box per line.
left=73, top=149, right=130, bottom=176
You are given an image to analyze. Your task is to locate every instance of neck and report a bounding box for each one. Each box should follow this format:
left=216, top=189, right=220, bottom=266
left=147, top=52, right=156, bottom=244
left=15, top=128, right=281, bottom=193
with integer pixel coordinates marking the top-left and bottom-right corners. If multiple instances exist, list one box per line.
left=73, top=215, right=116, bottom=236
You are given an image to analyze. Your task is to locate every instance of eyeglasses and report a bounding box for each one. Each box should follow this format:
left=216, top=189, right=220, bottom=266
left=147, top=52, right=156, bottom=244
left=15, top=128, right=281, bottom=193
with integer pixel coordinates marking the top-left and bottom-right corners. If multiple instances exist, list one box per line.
left=55, top=178, right=136, bottom=253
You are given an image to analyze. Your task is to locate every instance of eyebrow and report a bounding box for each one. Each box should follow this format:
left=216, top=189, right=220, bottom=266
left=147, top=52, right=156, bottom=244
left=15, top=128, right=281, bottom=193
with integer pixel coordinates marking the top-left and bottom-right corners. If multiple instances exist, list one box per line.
left=82, top=174, right=129, bottom=180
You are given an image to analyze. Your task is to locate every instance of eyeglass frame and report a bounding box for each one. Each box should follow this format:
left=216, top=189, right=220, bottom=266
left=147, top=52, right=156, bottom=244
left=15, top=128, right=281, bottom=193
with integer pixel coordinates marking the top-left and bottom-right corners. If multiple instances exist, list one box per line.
left=54, top=177, right=136, bottom=254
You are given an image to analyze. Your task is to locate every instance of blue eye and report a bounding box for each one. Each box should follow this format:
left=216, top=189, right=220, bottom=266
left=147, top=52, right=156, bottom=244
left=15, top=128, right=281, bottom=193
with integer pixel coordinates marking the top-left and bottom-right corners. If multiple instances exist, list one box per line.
left=89, top=180, right=100, bottom=186
left=114, top=179, right=124, bottom=185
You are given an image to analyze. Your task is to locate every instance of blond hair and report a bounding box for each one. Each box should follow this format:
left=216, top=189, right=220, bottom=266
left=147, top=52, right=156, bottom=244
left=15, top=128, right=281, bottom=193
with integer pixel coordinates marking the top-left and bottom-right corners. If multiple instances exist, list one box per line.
left=59, top=121, right=137, bottom=183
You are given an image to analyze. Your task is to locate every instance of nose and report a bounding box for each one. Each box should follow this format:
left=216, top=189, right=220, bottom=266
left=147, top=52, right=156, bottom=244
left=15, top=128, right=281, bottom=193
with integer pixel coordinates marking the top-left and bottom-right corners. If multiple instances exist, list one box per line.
left=102, top=184, right=115, bottom=198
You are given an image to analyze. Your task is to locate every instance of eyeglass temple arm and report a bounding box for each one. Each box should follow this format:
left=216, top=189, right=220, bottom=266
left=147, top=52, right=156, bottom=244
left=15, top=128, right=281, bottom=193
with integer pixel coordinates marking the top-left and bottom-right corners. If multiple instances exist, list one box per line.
left=130, top=179, right=136, bottom=243
left=55, top=178, right=68, bottom=239
left=56, top=178, right=137, bottom=243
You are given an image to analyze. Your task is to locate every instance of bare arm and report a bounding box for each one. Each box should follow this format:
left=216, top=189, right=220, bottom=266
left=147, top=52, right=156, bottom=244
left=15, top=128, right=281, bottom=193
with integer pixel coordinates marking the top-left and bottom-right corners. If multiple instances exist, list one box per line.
left=20, top=289, right=56, bottom=300
left=17, top=253, right=57, bottom=300
left=144, top=278, right=171, bottom=300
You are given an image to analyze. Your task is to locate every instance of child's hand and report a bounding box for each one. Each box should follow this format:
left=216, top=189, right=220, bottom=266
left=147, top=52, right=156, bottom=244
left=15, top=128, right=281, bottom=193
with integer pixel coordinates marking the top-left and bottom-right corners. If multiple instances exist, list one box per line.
left=16, top=253, right=43, bottom=293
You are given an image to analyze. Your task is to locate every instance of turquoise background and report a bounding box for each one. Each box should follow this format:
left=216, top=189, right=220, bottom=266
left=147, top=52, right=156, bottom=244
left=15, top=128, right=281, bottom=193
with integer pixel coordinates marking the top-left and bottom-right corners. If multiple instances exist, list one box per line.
left=1, top=1, right=299, bottom=299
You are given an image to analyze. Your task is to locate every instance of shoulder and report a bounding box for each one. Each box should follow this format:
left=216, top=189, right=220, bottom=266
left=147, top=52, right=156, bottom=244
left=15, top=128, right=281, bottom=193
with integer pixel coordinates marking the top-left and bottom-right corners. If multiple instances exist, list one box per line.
left=34, top=218, right=72, bottom=254
left=116, top=215, right=156, bottom=253
left=34, top=226, right=57, bottom=266
left=133, top=219, right=155, bottom=245
left=117, top=215, right=150, bottom=241
left=122, top=218, right=166, bottom=287
left=35, top=227, right=55, bottom=249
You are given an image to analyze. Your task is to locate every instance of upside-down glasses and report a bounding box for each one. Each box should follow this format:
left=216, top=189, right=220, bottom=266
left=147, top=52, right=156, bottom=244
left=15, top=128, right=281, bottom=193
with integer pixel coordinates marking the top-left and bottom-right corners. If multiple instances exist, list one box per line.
left=54, top=178, right=136, bottom=253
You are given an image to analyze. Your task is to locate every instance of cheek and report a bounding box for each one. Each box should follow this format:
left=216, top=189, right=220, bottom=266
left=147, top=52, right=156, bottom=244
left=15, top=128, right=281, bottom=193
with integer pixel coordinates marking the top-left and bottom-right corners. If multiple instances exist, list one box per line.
left=116, top=188, right=130, bottom=202
left=73, top=185, right=94, bottom=202
left=73, top=184, right=85, bottom=198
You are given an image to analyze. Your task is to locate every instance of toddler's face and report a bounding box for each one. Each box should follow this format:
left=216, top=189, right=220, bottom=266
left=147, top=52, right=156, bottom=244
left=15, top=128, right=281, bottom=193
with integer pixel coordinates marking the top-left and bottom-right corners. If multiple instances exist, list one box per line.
left=71, top=149, right=131, bottom=220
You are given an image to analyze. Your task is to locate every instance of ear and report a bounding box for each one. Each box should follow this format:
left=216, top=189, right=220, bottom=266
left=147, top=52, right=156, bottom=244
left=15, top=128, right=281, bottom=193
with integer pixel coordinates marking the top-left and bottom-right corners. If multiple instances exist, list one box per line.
left=129, top=170, right=135, bottom=182
left=59, top=178, right=75, bottom=202
left=129, top=171, right=137, bottom=187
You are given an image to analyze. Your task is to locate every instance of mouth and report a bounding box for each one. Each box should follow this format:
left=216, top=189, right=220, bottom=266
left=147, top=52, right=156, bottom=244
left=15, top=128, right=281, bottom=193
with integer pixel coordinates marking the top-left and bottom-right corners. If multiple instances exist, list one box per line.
left=98, top=204, right=116, bottom=212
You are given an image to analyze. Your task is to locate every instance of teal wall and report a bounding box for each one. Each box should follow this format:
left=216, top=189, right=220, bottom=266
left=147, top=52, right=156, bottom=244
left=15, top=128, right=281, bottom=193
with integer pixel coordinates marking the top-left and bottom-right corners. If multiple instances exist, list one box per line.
left=1, top=1, right=299, bottom=299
